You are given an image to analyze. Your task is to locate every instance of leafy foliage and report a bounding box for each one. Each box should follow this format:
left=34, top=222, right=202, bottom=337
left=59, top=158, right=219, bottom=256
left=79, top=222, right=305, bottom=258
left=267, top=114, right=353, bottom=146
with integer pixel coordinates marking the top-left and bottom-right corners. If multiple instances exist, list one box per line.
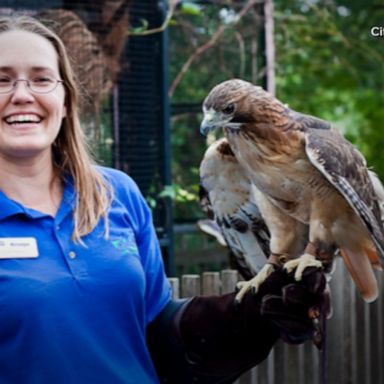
left=274, top=0, right=384, bottom=172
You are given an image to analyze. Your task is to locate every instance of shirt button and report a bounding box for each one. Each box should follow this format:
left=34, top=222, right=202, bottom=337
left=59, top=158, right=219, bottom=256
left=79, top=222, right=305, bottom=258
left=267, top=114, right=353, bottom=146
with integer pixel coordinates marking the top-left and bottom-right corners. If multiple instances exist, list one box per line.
left=68, top=251, right=76, bottom=259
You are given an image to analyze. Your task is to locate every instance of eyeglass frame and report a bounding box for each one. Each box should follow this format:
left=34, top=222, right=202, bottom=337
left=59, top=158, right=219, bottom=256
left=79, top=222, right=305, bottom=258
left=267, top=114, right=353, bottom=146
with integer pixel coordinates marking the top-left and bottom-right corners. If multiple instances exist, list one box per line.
left=0, top=78, right=64, bottom=94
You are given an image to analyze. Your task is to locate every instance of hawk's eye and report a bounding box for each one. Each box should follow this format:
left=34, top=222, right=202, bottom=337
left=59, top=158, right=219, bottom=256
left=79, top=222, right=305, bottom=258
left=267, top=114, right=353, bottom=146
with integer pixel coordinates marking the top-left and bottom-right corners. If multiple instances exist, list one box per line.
left=222, top=104, right=235, bottom=114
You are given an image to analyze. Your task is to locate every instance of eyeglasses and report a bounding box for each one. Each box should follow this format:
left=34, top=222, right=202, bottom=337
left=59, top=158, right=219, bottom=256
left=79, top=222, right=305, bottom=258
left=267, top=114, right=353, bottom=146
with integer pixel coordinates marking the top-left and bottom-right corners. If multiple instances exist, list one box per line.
left=0, top=77, right=64, bottom=94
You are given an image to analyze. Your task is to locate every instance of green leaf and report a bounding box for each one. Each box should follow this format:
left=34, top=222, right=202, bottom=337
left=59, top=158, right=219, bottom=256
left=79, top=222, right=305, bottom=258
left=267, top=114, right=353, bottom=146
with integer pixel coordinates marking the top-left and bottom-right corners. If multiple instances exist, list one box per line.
left=131, top=18, right=149, bottom=33
left=180, top=2, right=202, bottom=16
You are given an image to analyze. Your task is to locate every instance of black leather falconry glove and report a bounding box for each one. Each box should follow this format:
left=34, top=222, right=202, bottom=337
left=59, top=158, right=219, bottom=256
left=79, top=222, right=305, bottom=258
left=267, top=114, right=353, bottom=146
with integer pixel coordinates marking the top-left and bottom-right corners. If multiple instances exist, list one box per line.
left=258, top=266, right=329, bottom=346
left=147, top=267, right=329, bottom=384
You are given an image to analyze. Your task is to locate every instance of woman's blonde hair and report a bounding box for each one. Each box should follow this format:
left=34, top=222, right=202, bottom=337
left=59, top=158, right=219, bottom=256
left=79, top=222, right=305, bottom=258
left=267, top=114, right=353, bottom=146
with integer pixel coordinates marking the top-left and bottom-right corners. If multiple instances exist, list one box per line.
left=0, top=15, right=111, bottom=241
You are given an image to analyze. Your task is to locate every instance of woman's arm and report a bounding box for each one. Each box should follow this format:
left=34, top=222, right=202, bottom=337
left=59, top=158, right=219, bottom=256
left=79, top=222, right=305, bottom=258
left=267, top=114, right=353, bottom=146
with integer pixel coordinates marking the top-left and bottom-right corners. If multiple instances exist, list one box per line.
left=147, top=267, right=328, bottom=384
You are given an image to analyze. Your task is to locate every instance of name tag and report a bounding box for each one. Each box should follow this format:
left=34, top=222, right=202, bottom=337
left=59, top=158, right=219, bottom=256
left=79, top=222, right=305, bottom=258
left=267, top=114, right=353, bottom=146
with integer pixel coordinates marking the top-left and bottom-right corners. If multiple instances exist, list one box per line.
left=0, top=238, right=39, bottom=259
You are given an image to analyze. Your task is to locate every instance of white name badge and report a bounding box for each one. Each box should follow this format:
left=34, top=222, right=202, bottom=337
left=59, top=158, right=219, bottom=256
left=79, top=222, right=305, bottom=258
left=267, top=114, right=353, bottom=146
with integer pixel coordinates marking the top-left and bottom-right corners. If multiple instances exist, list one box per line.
left=0, top=238, right=39, bottom=259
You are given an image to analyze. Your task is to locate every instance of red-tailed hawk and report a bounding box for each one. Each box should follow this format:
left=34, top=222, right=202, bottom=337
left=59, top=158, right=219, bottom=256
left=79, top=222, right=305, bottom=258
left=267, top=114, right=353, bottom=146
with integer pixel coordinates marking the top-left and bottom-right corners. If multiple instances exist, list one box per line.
left=200, top=79, right=384, bottom=303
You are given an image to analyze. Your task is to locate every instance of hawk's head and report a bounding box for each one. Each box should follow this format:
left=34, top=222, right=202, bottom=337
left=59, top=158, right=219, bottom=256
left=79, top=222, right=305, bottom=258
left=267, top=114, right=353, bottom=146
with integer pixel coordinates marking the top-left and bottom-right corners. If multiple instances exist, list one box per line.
left=200, top=79, right=269, bottom=136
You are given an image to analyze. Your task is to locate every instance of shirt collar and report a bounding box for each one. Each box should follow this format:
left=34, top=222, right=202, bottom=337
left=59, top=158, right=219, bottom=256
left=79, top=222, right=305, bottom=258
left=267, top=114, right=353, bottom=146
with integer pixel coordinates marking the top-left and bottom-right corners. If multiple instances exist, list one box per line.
left=0, top=175, right=76, bottom=222
left=0, top=190, right=26, bottom=220
left=55, top=175, right=76, bottom=225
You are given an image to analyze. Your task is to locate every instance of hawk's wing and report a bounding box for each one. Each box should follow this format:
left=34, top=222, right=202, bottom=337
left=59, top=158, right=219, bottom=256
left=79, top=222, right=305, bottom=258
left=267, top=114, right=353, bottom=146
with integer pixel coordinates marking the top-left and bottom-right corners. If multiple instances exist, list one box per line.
left=288, top=109, right=332, bottom=131
left=197, top=218, right=227, bottom=247
left=368, top=170, right=384, bottom=225
left=198, top=184, right=214, bottom=220
left=199, top=138, right=270, bottom=279
left=304, top=127, right=384, bottom=262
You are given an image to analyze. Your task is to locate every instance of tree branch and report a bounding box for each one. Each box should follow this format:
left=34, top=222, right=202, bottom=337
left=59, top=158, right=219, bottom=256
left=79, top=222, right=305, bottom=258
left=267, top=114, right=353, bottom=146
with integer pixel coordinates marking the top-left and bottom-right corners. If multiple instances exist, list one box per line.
left=264, top=0, right=275, bottom=95
left=169, top=0, right=260, bottom=97
left=127, top=0, right=179, bottom=36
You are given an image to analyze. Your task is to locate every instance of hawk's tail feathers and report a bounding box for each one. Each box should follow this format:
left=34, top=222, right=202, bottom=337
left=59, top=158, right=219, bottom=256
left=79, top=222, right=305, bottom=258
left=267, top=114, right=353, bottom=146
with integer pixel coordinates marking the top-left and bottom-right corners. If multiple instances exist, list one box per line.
left=339, top=247, right=378, bottom=303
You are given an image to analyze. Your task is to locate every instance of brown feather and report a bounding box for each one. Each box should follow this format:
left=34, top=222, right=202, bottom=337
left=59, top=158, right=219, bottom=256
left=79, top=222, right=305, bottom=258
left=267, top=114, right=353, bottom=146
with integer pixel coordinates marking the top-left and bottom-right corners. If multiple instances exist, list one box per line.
left=339, top=248, right=378, bottom=302
left=363, top=245, right=383, bottom=271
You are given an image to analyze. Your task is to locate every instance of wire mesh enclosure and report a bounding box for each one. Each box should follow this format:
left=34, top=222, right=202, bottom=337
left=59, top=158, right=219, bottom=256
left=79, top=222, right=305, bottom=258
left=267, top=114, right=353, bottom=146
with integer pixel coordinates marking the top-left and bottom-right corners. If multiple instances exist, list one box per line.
left=1, top=0, right=174, bottom=273
left=116, top=1, right=173, bottom=274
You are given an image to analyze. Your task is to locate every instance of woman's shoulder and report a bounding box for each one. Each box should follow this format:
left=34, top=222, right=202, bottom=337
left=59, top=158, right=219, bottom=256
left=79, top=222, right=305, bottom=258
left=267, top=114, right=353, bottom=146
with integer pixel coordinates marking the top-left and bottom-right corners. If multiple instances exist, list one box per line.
left=95, top=166, right=151, bottom=227
left=95, top=166, right=143, bottom=202
left=96, top=166, right=136, bottom=187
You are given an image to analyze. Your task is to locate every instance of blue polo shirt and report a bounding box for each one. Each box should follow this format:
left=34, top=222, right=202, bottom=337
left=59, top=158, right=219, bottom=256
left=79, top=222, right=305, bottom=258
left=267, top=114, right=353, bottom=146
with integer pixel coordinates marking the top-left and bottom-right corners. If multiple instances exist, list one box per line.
left=0, top=167, right=172, bottom=383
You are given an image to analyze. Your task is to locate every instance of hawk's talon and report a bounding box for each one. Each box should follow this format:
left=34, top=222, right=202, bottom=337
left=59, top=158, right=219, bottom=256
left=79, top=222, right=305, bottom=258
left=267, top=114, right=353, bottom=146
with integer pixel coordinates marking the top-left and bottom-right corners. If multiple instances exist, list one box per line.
left=284, top=253, right=323, bottom=281
left=235, top=281, right=247, bottom=291
left=234, top=263, right=275, bottom=303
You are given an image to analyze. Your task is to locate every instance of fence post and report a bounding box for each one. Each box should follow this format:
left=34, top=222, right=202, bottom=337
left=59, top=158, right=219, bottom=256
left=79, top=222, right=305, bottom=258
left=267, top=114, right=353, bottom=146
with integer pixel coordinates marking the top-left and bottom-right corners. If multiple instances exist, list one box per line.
left=221, top=269, right=239, bottom=293
left=168, top=277, right=180, bottom=300
left=181, top=274, right=201, bottom=297
left=202, top=271, right=221, bottom=295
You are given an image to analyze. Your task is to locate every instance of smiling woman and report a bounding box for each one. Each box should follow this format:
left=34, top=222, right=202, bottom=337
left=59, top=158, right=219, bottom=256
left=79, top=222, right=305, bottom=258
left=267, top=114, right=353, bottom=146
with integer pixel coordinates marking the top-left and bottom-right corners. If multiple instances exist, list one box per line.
left=0, top=29, right=66, bottom=165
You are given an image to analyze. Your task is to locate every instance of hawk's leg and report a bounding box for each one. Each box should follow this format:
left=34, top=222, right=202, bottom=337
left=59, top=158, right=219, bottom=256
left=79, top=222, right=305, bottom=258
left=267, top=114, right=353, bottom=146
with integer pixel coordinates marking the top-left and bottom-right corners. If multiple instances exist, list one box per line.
left=234, top=192, right=308, bottom=303
left=235, top=264, right=274, bottom=303
left=284, top=242, right=323, bottom=281
left=235, top=254, right=287, bottom=303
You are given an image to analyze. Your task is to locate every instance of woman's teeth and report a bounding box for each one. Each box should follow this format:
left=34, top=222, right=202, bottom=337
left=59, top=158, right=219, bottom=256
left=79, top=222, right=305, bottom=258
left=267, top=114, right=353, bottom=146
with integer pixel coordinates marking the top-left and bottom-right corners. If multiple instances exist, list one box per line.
left=5, top=114, right=42, bottom=124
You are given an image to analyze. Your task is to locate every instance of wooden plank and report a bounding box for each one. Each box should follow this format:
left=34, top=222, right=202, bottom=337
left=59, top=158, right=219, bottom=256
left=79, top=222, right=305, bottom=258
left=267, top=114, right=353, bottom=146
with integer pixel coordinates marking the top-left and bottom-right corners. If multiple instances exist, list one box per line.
left=328, top=258, right=344, bottom=383
left=256, top=355, right=270, bottom=384
left=202, top=271, right=221, bottom=295
left=238, top=368, right=253, bottom=384
left=168, top=277, right=180, bottom=299
left=266, top=347, right=275, bottom=384
left=350, top=271, right=358, bottom=384
left=341, top=262, right=352, bottom=384
left=181, top=274, right=200, bottom=297
left=303, top=341, right=319, bottom=384
left=369, top=276, right=379, bottom=384
left=284, top=344, right=300, bottom=384
left=355, top=283, right=366, bottom=384
left=377, top=272, right=384, bottom=384
left=297, top=344, right=305, bottom=384
left=364, top=299, right=371, bottom=384
left=272, top=341, right=285, bottom=383
left=221, top=269, right=239, bottom=294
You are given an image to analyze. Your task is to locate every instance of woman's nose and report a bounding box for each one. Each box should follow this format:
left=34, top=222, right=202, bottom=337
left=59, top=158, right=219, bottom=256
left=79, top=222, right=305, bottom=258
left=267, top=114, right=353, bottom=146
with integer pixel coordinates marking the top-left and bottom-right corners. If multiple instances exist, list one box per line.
left=10, top=80, right=35, bottom=103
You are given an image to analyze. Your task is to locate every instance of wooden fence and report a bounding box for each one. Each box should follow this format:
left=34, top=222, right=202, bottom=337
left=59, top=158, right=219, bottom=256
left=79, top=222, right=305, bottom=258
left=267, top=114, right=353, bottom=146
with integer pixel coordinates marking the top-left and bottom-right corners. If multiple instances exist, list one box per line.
left=168, top=258, right=384, bottom=384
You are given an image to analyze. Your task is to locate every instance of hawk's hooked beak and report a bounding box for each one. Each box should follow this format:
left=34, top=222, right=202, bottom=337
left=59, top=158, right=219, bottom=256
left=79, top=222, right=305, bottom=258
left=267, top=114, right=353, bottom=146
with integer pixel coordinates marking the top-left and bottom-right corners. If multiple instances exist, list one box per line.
left=200, top=111, right=219, bottom=136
